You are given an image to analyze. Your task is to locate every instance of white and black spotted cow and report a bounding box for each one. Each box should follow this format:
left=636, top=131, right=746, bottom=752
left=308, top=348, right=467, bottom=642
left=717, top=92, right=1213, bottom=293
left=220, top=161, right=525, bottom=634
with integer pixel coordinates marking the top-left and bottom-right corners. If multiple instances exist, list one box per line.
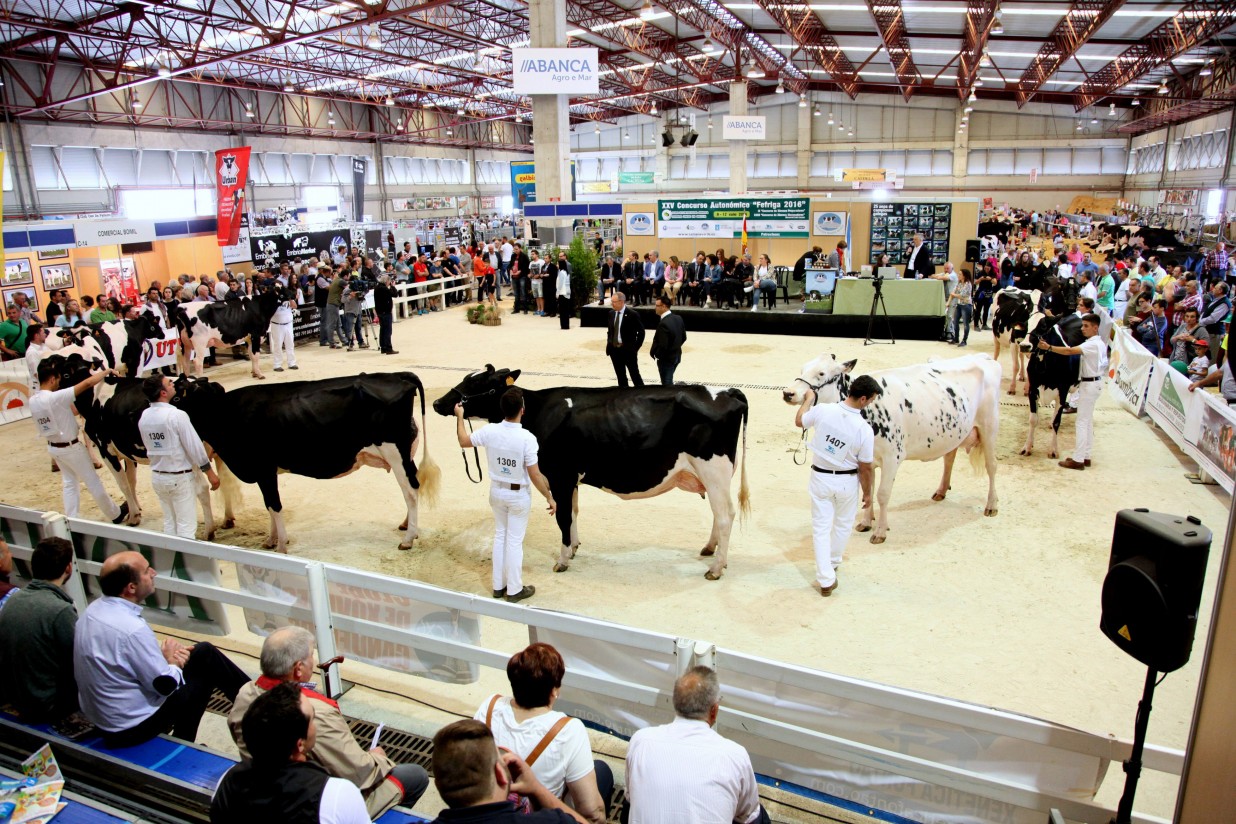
left=173, top=290, right=280, bottom=380
left=1018, top=312, right=1086, bottom=459
left=991, top=287, right=1039, bottom=396
left=433, top=365, right=750, bottom=580
left=783, top=354, right=1001, bottom=544
left=172, top=371, right=439, bottom=553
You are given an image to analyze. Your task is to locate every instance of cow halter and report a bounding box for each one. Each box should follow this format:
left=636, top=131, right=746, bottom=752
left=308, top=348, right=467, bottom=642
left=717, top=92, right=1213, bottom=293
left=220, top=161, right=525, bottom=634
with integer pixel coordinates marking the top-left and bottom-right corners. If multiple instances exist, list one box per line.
left=449, top=385, right=496, bottom=484
left=791, top=373, right=847, bottom=465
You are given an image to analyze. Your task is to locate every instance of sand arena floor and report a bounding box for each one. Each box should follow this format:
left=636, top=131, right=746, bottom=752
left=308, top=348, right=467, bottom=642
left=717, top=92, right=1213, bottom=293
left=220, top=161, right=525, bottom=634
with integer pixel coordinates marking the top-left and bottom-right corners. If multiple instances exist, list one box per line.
left=1, top=302, right=1227, bottom=819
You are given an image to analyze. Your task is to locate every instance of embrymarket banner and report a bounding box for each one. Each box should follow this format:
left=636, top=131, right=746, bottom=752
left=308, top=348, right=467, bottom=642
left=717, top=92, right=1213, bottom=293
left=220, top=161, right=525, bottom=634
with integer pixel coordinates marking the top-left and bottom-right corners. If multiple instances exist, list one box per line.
left=657, top=198, right=810, bottom=239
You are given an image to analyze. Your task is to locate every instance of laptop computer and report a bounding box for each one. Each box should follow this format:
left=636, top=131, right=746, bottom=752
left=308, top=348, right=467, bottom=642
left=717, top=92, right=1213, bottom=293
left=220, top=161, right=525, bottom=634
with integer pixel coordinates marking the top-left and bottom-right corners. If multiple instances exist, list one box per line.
left=876, top=267, right=898, bottom=279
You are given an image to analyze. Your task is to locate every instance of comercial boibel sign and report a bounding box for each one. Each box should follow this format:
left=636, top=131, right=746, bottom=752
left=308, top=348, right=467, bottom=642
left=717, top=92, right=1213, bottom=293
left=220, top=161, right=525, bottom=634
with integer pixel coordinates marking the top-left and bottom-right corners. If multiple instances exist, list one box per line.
left=512, top=48, right=600, bottom=95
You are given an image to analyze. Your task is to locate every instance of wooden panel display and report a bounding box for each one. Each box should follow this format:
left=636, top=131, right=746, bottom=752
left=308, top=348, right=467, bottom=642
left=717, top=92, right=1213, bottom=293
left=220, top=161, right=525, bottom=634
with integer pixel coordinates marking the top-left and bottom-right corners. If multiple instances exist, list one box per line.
left=869, top=203, right=951, bottom=266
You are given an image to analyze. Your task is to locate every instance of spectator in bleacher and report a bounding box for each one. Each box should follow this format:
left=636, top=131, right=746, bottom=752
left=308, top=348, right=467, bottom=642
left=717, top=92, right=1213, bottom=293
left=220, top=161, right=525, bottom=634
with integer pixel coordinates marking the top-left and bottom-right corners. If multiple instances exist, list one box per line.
left=1130, top=299, right=1168, bottom=355
left=1095, top=265, right=1115, bottom=314
left=474, top=643, right=611, bottom=824
left=1187, top=339, right=1212, bottom=380
left=1168, top=309, right=1209, bottom=374
left=1188, top=337, right=1236, bottom=402
left=0, top=537, right=79, bottom=722
left=212, top=681, right=370, bottom=823
left=74, top=550, right=249, bottom=748
left=0, top=537, right=15, bottom=610
left=625, top=666, right=769, bottom=824
left=228, top=626, right=428, bottom=818
left=1200, top=281, right=1230, bottom=365
left=1124, top=292, right=1149, bottom=326
left=429, top=719, right=587, bottom=824
left=1172, top=276, right=1203, bottom=330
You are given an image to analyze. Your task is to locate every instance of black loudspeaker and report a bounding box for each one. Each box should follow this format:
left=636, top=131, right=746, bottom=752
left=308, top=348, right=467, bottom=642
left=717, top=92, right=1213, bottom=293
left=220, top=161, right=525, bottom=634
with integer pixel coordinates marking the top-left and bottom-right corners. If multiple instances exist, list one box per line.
left=964, top=239, right=981, bottom=263
left=1100, top=509, right=1211, bottom=673
left=661, top=131, right=675, bottom=148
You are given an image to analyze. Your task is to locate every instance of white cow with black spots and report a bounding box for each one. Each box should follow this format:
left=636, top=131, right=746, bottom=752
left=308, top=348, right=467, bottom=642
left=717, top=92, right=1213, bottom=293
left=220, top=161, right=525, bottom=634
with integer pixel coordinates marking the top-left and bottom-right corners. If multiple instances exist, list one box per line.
left=783, top=353, right=1001, bottom=543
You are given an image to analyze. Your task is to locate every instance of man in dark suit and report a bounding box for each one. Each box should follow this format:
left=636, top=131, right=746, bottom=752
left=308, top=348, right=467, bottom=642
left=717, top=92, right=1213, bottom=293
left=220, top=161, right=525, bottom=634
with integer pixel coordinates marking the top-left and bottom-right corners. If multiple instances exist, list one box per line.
left=605, top=291, right=645, bottom=387
left=904, top=233, right=935, bottom=279
left=598, top=254, right=620, bottom=305
left=650, top=294, right=686, bottom=386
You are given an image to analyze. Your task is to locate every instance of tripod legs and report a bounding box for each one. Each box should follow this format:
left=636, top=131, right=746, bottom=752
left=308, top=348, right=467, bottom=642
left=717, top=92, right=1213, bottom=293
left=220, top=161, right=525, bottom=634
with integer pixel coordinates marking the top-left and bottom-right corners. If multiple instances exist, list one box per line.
left=1113, top=667, right=1158, bottom=824
left=864, top=286, right=896, bottom=346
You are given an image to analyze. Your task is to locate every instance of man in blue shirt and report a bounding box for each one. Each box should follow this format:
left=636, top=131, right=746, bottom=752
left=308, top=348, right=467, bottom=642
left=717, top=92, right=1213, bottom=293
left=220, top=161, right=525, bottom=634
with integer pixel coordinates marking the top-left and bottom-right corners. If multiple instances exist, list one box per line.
left=1074, top=252, right=1099, bottom=279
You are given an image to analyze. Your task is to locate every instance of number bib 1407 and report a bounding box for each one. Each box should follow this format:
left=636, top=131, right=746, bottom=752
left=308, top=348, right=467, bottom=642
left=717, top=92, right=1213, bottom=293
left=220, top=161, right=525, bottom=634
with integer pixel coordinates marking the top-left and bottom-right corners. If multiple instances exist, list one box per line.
left=489, top=448, right=524, bottom=482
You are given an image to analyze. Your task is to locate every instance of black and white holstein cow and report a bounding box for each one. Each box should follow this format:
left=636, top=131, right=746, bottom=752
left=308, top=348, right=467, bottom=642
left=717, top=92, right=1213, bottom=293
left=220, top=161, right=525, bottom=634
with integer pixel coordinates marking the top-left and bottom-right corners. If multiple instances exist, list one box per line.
left=172, top=371, right=439, bottom=553
left=432, top=366, right=750, bottom=580
left=47, top=315, right=167, bottom=378
left=174, top=290, right=280, bottom=380
left=782, top=354, right=1001, bottom=544
left=1018, top=312, right=1085, bottom=459
left=991, top=287, right=1039, bottom=396
left=48, top=352, right=235, bottom=535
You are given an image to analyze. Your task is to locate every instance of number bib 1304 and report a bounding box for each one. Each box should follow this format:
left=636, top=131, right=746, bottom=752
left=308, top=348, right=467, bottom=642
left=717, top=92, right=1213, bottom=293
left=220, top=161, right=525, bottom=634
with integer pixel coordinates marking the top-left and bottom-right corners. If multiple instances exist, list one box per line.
left=489, top=448, right=524, bottom=482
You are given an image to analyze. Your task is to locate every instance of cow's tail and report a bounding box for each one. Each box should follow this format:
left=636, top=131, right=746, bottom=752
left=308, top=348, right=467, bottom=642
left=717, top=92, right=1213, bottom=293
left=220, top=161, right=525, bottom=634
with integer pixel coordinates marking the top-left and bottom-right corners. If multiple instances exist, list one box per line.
left=967, top=426, right=987, bottom=475
left=413, top=376, right=441, bottom=507
left=737, top=402, right=751, bottom=522
left=215, top=453, right=244, bottom=514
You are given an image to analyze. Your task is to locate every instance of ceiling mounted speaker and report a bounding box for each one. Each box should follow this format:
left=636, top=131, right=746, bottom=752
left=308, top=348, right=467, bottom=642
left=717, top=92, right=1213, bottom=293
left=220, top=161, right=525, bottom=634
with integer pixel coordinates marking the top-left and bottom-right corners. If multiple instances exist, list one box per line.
left=680, top=130, right=699, bottom=147
left=661, top=130, right=676, bottom=147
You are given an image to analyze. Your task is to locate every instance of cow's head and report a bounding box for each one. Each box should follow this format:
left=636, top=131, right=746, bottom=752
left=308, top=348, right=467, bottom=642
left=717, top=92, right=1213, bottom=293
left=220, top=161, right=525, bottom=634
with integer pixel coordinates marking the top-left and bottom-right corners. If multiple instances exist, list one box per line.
left=43, top=351, right=101, bottom=389
left=433, top=364, right=521, bottom=421
left=127, top=311, right=166, bottom=340
left=782, top=354, right=856, bottom=405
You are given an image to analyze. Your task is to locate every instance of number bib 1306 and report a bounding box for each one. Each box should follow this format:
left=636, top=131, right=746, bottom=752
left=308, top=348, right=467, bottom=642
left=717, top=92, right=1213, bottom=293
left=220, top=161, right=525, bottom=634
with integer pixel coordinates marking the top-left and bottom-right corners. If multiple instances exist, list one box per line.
left=489, top=448, right=524, bottom=482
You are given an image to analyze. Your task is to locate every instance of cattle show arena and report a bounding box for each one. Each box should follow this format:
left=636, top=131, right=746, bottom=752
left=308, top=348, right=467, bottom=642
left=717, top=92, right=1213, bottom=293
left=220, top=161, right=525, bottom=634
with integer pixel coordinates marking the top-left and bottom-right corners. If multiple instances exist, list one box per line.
left=0, top=306, right=1226, bottom=820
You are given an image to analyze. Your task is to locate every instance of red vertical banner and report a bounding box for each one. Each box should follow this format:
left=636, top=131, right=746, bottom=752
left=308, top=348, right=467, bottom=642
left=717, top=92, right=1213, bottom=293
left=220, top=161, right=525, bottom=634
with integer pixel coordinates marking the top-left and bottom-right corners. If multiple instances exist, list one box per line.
left=215, top=147, right=251, bottom=246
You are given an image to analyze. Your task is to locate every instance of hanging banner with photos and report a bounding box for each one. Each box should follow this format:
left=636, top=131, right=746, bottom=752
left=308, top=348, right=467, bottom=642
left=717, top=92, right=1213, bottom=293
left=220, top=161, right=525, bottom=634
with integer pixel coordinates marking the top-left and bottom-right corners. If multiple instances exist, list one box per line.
left=869, top=203, right=951, bottom=265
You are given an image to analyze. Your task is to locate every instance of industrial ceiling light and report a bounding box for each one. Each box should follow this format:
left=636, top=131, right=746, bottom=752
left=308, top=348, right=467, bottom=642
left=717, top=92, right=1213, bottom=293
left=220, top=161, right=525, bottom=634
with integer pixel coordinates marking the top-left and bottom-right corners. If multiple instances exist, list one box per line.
left=366, top=25, right=381, bottom=50
left=245, top=103, right=255, bottom=118
left=396, top=118, right=404, bottom=131
left=1090, top=113, right=1098, bottom=124
left=827, top=111, right=834, bottom=124
left=964, top=104, right=974, bottom=113
left=813, top=106, right=821, bottom=117
left=363, top=0, right=380, bottom=5
left=991, top=15, right=1003, bottom=36
left=282, top=78, right=294, bottom=92
left=1132, top=97, right=1140, bottom=106
left=775, top=80, right=784, bottom=94
left=1199, top=60, right=1213, bottom=77
left=594, top=124, right=601, bottom=134
left=514, top=112, right=522, bottom=122
left=837, top=121, right=844, bottom=131
left=639, top=0, right=655, bottom=20
left=1109, top=103, right=1117, bottom=116
left=624, top=130, right=630, bottom=138
left=746, top=62, right=765, bottom=79
left=327, top=110, right=335, bottom=125
left=457, top=105, right=466, bottom=115
left=702, top=37, right=715, bottom=54
left=1076, top=121, right=1083, bottom=130
left=847, top=128, right=853, bottom=136
left=446, top=127, right=453, bottom=136
left=968, top=90, right=977, bottom=102
left=979, top=51, right=990, bottom=68
left=156, top=62, right=172, bottom=78
left=974, top=77, right=984, bottom=86
left=132, top=93, right=142, bottom=111
left=1157, top=80, right=1168, bottom=94
left=707, top=118, right=713, bottom=129
left=798, top=97, right=808, bottom=108
left=649, top=100, right=658, bottom=115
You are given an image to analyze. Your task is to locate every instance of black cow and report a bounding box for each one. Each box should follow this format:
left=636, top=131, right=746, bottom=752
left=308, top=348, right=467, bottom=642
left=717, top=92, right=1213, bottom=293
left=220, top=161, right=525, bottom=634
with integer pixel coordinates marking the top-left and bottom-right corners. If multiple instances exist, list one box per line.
left=172, top=371, right=439, bottom=552
left=46, top=353, right=234, bottom=536
left=174, top=290, right=280, bottom=380
left=1019, top=313, right=1085, bottom=458
left=433, top=365, right=750, bottom=580
left=991, top=287, right=1038, bottom=396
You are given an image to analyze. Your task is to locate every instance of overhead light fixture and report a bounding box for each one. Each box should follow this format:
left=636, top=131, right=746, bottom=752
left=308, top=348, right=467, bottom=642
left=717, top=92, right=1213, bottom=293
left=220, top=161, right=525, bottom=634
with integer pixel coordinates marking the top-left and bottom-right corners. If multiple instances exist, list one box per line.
left=515, top=112, right=522, bottom=122
left=702, top=37, right=715, bottom=54
left=624, top=130, right=630, bottom=139
left=979, top=51, right=990, bottom=68
left=282, top=78, right=293, bottom=92
left=798, top=97, right=807, bottom=108
left=457, top=105, right=466, bottom=115
left=1199, top=60, right=1213, bottom=77
left=707, top=118, right=713, bottom=129
left=245, top=104, right=255, bottom=118
left=156, top=62, right=172, bottom=78
left=813, top=106, right=821, bottom=117
left=961, top=115, right=968, bottom=123
left=847, top=129, right=853, bottom=136
left=991, top=15, right=1003, bottom=36
left=837, top=122, right=844, bottom=131
left=1157, top=80, right=1168, bottom=94
left=132, top=93, right=142, bottom=111
left=384, top=96, right=394, bottom=106
left=964, top=104, right=974, bottom=113
left=327, top=110, right=335, bottom=125
left=594, top=124, right=601, bottom=134
left=1109, top=103, right=1116, bottom=116
left=639, top=0, right=655, bottom=20
left=1132, top=97, right=1140, bottom=106
left=1076, top=121, right=1083, bottom=130
left=974, top=77, right=983, bottom=86
left=746, top=62, right=765, bottom=79
left=396, top=118, right=404, bottom=131
left=827, top=111, right=834, bottom=124
left=446, top=128, right=453, bottom=136
left=968, top=90, right=977, bottom=102
left=363, top=0, right=380, bottom=5
left=1090, top=114, right=1098, bottom=124
left=366, top=25, right=381, bottom=50
left=775, top=80, right=784, bottom=94
left=649, top=101, right=658, bottom=115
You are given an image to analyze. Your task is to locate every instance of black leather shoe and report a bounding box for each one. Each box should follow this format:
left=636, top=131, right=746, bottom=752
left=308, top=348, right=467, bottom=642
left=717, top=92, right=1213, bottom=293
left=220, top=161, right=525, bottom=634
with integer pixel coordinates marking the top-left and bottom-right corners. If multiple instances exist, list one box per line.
left=506, top=586, right=536, bottom=603
left=820, top=581, right=838, bottom=597
left=112, top=503, right=130, bottom=525
left=492, top=589, right=504, bottom=599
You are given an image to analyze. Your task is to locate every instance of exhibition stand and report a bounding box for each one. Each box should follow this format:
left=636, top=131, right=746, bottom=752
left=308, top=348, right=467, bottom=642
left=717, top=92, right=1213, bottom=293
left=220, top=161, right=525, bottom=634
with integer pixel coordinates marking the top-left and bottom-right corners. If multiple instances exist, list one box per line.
left=833, top=278, right=947, bottom=316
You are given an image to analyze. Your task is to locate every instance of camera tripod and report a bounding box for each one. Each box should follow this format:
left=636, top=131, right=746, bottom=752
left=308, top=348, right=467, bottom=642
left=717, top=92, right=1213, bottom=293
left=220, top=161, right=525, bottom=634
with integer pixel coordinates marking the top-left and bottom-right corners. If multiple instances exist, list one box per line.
left=864, top=275, right=895, bottom=346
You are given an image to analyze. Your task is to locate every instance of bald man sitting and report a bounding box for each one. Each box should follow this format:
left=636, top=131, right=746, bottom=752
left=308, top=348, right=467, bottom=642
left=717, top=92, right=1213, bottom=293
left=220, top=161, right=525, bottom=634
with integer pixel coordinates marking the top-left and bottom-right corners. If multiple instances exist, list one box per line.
left=229, top=627, right=429, bottom=817
left=74, top=551, right=249, bottom=748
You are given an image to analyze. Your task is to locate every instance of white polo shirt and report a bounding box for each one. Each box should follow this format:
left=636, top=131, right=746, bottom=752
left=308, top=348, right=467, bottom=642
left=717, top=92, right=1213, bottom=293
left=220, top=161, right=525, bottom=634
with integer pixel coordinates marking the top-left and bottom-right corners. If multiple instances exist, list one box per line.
left=139, top=402, right=210, bottom=473
left=24, top=342, right=46, bottom=393
left=29, top=387, right=80, bottom=444
left=801, top=402, right=875, bottom=471
left=626, top=717, right=762, bottom=824
left=1079, top=335, right=1108, bottom=380
left=469, top=420, right=539, bottom=487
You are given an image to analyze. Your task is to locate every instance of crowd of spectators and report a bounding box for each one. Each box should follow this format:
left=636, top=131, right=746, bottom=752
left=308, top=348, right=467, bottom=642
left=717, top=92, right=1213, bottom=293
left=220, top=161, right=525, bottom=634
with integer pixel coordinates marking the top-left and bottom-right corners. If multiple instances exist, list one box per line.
left=0, top=554, right=768, bottom=823
left=600, top=248, right=777, bottom=311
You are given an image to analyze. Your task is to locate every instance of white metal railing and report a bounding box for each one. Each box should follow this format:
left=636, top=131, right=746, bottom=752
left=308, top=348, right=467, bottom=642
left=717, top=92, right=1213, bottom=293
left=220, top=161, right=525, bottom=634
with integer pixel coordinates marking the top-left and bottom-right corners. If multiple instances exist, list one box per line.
left=0, top=503, right=1182, bottom=824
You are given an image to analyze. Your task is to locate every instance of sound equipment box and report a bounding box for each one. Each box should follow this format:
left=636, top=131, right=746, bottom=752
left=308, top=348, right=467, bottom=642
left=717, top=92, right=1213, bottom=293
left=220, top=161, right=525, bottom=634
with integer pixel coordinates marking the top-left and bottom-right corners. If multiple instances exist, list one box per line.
left=1100, top=509, right=1211, bottom=673
left=964, top=239, right=980, bottom=263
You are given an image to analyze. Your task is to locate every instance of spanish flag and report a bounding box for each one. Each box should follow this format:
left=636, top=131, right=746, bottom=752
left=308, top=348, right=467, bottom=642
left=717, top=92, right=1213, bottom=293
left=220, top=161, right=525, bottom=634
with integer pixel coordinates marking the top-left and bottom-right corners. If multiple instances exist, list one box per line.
left=741, top=213, right=748, bottom=253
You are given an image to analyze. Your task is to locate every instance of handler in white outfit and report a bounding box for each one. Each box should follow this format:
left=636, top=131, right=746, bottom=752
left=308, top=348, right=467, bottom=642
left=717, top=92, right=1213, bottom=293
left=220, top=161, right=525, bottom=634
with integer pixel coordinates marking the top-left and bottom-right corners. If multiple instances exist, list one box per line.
left=29, top=359, right=126, bottom=523
left=1040, top=312, right=1107, bottom=470
left=138, top=375, right=220, bottom=538
left=268, top=284, right=298, bottom=372
left=795, top=374, right=881, bottom=596
left=455, top=387, right=556, bottom=603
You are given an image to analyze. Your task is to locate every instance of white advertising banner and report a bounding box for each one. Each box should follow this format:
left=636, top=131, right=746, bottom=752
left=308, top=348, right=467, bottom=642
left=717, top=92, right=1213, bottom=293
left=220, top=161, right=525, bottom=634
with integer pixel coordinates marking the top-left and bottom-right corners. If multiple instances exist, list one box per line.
left=721, top=116, right=767, bottom=140
left=220, top=218, right=252, bottom=265
left=657, top=220, right=733, bottom=239
left=1145, top=359, right=1195, bottom=444
left=812, top=211, right=848, bottom=236
left=1105, top=327, right=1154, bottom=416
left=75, top=219, right=157, bottom=248
left=1185, top=389, right=1236, bottom=494
left=139, top=327, right=182, bottom=373
left=511, top=48, right=600, bottom=95
left=625, top=212, right=655, bottom=236
left=0, top=359, right=33, bottom=425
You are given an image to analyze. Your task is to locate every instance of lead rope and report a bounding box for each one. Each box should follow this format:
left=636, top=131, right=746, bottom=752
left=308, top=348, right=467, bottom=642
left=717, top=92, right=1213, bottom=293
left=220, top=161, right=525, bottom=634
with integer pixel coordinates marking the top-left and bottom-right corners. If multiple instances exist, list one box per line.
left=462, top=418, right=483, bottom=484
left=791, top=377, right=825, bottom=466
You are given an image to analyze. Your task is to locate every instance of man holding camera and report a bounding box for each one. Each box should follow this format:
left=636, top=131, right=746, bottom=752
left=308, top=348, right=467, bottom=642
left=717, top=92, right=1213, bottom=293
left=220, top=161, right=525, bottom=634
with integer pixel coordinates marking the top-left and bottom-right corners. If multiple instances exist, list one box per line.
left=374, top=275, right=399, bottom=355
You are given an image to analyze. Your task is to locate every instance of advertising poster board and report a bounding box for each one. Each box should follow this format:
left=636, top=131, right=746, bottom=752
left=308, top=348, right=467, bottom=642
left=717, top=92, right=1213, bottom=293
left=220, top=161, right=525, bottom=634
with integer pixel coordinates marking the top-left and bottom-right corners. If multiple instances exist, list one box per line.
left=870, top=203, right=951, bottom=265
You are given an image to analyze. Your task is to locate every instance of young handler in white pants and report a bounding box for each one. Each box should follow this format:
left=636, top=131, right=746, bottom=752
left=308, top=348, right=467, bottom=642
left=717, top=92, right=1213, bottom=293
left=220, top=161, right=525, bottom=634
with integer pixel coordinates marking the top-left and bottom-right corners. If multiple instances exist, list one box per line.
left=138, top=375, right=220, bottom=538
left=455, top=387, right=556, bottom=603
left=29, top=360, right=127, bottom=523
left=1040, top=313, right=1107, bottom=470
left=268, top=284, right=299, bottom=372
left=794, top=374, right=881, bottom=596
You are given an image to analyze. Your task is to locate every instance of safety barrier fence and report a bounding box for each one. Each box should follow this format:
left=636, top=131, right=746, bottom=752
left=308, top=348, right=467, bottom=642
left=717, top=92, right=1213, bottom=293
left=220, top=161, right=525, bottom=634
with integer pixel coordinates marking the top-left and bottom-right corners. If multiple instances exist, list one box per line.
left=1105, top=324, right=1234, bottom=494
left=0, top=502, right=1181, bottom=824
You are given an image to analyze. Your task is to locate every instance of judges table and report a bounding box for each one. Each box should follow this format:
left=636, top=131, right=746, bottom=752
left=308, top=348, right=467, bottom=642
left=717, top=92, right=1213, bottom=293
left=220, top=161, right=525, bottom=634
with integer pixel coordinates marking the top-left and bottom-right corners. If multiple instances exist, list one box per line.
left=833, top=277, right=947, bottom=316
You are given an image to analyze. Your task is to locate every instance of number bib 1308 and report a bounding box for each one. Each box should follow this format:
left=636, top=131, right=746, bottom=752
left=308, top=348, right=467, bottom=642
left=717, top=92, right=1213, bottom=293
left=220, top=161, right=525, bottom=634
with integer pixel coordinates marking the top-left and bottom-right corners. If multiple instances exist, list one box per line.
left=489, top=447, right=524, bottom=482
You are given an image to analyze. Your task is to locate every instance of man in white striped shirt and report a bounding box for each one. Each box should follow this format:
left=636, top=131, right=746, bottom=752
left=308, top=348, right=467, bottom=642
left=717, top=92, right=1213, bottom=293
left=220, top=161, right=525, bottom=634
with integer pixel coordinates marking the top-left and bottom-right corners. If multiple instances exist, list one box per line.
left=625, top=667, right=768, bottom=824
